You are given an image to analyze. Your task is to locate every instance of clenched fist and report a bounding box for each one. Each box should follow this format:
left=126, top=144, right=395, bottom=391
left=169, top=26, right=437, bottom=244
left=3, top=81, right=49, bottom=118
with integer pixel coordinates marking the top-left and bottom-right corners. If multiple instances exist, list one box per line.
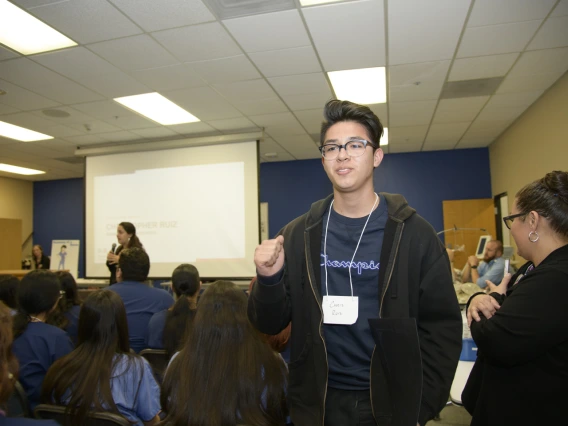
left=254, top=235, right=285, bottom=277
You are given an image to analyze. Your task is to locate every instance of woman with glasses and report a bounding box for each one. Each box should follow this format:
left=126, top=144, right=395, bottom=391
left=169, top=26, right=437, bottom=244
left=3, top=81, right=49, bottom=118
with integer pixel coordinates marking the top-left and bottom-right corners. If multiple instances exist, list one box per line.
left=462, top=170, right=568, bottom=426
left=11, top=270, right=74, bottom=410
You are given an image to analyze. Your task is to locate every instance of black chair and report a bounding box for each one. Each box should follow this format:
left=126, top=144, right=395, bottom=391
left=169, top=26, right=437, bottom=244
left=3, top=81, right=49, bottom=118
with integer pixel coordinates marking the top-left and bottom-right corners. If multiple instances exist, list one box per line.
left=34, top=404, right=131, bottom=426
left=139, top=349, right=169, bottom=383
left=6, top=380, right=31, bottom=418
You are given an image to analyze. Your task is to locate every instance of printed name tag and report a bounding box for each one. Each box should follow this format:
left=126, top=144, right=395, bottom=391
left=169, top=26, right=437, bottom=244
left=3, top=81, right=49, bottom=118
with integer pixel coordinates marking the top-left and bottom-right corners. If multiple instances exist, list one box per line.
left=322, top=295, right=358, bottom=325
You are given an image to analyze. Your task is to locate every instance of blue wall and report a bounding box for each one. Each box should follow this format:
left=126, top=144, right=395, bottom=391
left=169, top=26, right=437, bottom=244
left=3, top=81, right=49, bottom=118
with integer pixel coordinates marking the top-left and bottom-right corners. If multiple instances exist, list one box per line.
left=34, top=148, right=491, bottom=277
left=33, top=178, right=84, bottom=276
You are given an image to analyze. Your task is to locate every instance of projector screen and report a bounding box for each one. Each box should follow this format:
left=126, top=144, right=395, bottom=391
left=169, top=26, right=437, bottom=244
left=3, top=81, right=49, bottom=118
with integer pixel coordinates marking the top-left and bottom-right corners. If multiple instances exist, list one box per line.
left=85, top=141, right=259, bottom=278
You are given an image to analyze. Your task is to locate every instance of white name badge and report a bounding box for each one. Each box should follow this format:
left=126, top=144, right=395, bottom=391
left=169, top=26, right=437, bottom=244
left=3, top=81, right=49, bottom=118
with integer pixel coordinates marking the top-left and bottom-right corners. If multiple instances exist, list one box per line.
left=322, top=295, right=359, bottom=325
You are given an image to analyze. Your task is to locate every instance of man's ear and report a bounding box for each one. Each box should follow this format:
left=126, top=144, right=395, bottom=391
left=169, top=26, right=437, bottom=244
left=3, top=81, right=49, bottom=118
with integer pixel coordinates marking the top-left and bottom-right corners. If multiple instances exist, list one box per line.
left=373, top=147, right=384, bottom=168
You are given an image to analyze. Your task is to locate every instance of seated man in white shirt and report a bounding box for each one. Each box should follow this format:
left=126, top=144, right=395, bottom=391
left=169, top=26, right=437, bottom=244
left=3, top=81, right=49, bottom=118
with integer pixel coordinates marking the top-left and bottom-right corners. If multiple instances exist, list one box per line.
left=462, top=240, right=506, bottom=288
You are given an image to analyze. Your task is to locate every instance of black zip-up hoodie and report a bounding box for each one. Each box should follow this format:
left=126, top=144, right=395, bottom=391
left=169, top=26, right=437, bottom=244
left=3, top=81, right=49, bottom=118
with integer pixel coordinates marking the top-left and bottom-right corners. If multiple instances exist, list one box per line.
left=248, top=193, right=462, bottom=426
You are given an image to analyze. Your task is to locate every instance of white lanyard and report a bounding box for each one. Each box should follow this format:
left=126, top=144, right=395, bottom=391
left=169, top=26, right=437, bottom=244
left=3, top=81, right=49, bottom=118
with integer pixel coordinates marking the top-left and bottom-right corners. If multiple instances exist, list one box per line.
left=323, top=192, right=379, bottom=300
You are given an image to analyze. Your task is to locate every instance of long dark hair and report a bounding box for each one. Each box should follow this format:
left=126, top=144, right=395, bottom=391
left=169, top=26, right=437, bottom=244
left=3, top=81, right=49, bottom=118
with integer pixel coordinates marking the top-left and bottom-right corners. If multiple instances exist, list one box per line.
left=0, top=302, right=19, bottom=404
left=13, top=270, right=61, bottom=338
left=0, top=275, right=19, bottom=310
left=55, top=271, right=82, bottom=313
left=161, top=280, right=288, bottom=426
left=42, top=290, right=137, bottom=425
left=163, top=264, right=200, bottom=357
left=119, top=222, right=143, bottom=249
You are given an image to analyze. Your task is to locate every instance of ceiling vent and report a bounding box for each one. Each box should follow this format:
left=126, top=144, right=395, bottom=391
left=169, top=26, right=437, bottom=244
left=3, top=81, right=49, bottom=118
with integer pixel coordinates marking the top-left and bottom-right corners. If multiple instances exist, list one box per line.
left=203, top=0, right=296, bottom=19
left=440, top=77, right=504, bottom=99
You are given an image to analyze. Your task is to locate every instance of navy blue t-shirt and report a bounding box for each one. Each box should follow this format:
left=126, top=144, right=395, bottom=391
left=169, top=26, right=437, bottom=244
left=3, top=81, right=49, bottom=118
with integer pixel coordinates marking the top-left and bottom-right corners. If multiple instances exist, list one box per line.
left=12, top=322, right=74, bottom=409
left=109, top=282, right=174, bottom=353
left=320, top=194, right=388, bottom=390
left=63, top=304, right=81, bottom=345
left=147, top=309, right=167, bottom=349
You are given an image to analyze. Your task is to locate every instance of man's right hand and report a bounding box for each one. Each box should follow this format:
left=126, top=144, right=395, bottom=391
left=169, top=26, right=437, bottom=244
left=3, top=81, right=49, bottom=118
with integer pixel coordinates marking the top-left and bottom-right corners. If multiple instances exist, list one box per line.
left=254, top=235, right=285, bottom=277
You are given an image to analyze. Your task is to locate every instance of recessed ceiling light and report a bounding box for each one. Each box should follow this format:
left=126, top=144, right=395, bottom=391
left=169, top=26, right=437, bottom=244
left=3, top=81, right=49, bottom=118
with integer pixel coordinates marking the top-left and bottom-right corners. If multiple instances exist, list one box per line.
left=328, top=67, right=387, bottom=105
left=380, top=128, right=388, bottom=146
left=0, top=163, right=45, bottom=175
left=300, top=0, right=344, bottom=5
left=0, top=0, right=77, bottom=55
left=264, top=152, right=278, bottom=158
left=0, top=121, right=53, bottom=142
left=114, top=93, right=200, bottom=125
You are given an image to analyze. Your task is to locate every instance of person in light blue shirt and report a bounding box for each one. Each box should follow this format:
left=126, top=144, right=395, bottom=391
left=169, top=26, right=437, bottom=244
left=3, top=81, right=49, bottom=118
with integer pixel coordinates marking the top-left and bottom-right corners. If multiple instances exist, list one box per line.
left=463, top=240, right=507, bottom=288
left=42, top=290, right=161, bottom=426
left=109, top=248, right=173, bottom=353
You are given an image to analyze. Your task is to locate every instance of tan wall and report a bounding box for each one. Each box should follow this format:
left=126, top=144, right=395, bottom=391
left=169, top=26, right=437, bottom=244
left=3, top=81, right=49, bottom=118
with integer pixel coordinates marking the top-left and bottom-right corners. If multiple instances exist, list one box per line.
left=489, top=71, right=568, bottom=262
left=0, top=176, right=33, bottom=260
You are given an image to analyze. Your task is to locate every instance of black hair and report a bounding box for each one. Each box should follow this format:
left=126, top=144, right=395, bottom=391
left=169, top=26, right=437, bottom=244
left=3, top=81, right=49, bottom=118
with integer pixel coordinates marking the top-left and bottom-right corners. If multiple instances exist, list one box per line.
left=119, top=222, right=143, bottom=249
left=516, top=170, right=568, bottom=239
left=118, top=247, right=150, bottom=282
left=0, top=275, right=18, bottom=310
left=320, top=100, right=384, bottom=149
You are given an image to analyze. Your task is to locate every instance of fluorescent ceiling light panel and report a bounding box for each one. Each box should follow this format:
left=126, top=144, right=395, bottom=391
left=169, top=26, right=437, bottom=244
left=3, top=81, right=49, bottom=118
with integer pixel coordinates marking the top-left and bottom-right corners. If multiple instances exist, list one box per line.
left=380, top=127, right=388, bottom=146
left=0, top=163, right=45, bottom=175
left=0, top=121, right=53, bottom=142
left=114, top=93, right=200, bottom=125
left=300, top=0, right=343, bottom=6
left=328, top=67, right=387, bottom=104
left=0, top=0, right=77, bottom=55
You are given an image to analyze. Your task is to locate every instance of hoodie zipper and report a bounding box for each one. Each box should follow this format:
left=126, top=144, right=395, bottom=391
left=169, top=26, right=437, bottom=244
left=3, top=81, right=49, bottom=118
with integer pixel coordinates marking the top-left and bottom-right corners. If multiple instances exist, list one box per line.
left=305, top=234, right=328, bottom=426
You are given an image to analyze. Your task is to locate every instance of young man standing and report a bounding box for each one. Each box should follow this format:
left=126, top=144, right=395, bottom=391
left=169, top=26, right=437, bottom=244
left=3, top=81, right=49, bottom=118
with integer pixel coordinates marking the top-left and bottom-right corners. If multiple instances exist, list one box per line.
left=248, top=100, right=461, bottom=426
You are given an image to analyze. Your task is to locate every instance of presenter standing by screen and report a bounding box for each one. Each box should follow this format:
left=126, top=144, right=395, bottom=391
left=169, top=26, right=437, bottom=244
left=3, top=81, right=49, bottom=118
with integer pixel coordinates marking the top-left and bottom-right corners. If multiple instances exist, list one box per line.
left=107, top=222, right=143, bottom=284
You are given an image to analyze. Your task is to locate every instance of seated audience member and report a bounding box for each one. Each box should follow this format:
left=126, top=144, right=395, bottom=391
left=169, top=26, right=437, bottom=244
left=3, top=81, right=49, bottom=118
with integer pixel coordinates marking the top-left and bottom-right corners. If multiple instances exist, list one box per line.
left=31, top=245, right=50, bottom=270
left=42, top=290, right=161, bottom=426
left=0, top=302, right=60, bottom=425
left=54, top=272, right=82, bottom=345
left=161, top=281, right=288, bottom=426
left=248, top=277, right=291, bottom=364
left=462, top=239, right=506, bottom=288
left=109, top=248, right=173, bottom=353
left=0, top=275, right=19, bottom=315
left=11, top=270, right=74, bottom=409
left=147, top=264, right=200, bottom=357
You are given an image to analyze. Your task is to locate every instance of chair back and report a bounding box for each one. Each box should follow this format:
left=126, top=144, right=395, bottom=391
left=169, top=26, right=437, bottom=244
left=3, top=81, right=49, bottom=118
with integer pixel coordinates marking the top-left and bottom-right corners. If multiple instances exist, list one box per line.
left=6, top=380, right=31, bottom=417
left=34, top=404, right=131, bottom=426
left=139, top=349, right=169, bottom=382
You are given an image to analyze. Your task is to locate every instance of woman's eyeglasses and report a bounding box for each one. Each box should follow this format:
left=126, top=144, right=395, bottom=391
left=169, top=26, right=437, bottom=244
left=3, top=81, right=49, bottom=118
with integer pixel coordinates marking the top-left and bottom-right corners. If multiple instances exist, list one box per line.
left=503, top=213, right=526, bottom=230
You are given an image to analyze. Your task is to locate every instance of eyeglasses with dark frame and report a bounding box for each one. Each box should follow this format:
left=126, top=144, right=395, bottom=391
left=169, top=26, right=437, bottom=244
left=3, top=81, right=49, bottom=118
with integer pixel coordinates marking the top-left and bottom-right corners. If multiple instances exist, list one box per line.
left=503, top=212, right=526, bottom=230
left=319, top=138, right=375, bottom=160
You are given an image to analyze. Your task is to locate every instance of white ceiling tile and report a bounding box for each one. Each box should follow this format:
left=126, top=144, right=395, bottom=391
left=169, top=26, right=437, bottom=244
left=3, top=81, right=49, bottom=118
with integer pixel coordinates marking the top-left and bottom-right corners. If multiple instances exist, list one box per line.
left=282, top=92, right=332, bottom=111
left=130, top=127, right=179, bottom=139
left=303, top=0, right=385, bottom=71
left=278, top=135, right=320, bottom=160
left=527, top=16, right=568, bottom=50
left=189, top=56, right=261, bottom=84
left=223, top=10, right=310, bottom=53
left=207, top=117, right=258, bottom=132
left=88, top=35, right=179, bottom=71
left=62, top=134, right=107, bottom=145
left=109, top=0, right=215, bottom=32
left=475, top=104, right=527, bottom=122
left=249, top=46, right=321, bottom=78
left=0, top=79, right=60, bottom=111
left=168, top=122, right=218, bottom=136
left=425, top=122, right=470, bottom=144
left=368, top=104, right=388, bottom=127
left=259, top=137, right=292, bottom=158
left=213, top=79, right=277, bottom=102
left=71, top=101, right=154, bottom=129
left=97, top=131, right=140, bottom=142
left=0, top=105, right=22, bottom=115
left=40, top=125, right=86, bottom=138
left=0, top=58, right=104, bottom=104
left=268, top=73, right=330, bottom=96
left=32, top=139, right=79, bottom=153
left=457, top=20, right=542, bottom=58
left=33, top=48, right=150, bottom=97
left=552, top=0, right=568, bottom=17
left=455, top=137, right=493, bottom=149
left=27, top=0, right=143, bottom=44
left=249, top=112, right=305, bottom=136
left=389, top=60, right=450, bottom=102
left=128, top=64, right=207, bottom=91
left=422, top=141, right=457, bottom=151
left=153, top=22, right=242, bottom=62
left=507, top=47, right=568, bottom=76
left=164, top=87, right=243, bottom=120
left=496, top=71, right=565, bottom=94
left=0, top=46, right=19, bottom=61
left=449, top=53, right=519, bottom=81
left=68, top=120, right=123, bottom=134
left=389, top=100, right=437, bottom=127
left=387, top=143, right=423, bottom=153
left=388, top=126, right=428, bottom=144
left=433, top=96, right=489, bottom=124
left=485, top=90, right=545, bottom=109
left=389, top=0, right=470, bottom=65
left=466, top=120, right=511, bottom=138
left=230, top=98, right=289, bottom=116
left=467, top=0, right=556, bottom=27
left=0, top=112, right=58, bottom=133
left=32, top=106, right=96, bottom=125
left=295, top=109, right=323, bottom=134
